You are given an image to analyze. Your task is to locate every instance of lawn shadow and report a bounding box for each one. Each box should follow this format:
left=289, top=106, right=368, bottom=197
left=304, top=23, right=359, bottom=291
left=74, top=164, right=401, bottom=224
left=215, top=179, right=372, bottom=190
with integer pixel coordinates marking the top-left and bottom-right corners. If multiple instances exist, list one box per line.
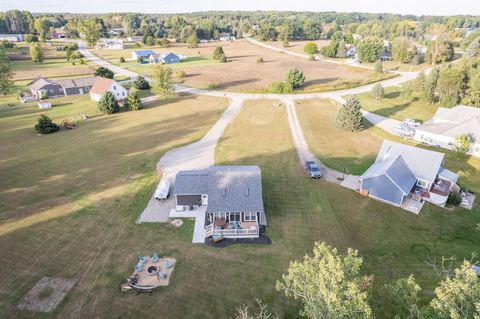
left=303, top=77, right=339, bottom=86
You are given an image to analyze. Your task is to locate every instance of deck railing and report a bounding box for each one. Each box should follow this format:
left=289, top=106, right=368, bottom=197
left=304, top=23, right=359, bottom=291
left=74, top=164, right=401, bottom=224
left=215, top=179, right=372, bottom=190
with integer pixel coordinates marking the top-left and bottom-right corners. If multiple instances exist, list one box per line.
left=205, top=223, right=259, bottom=238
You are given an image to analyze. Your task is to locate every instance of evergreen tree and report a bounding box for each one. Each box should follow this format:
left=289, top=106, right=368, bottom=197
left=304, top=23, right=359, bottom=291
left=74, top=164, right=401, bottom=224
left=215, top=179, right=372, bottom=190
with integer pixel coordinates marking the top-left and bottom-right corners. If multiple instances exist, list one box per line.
left=94, top=67, right=114, bottom=79
left=0, top=49, right=14, bottom=95
left=219, top=53, right=227, bottom=63
left=152, top=65, right=174, bottom=96
left=335, top=95, right=364, bottom=132
left=436, top=67, right=463, bottom=107
left=187, top=33, right=199, bottom=48
left=374, top=60, right=383, bottom=73
left=133, top=75, right=150, bottom=90
left=424, top=68, right=439, bottom=104
left=213, top=46, right=225, bottom=60
left=415, top=71, right=427, bottom=93
left=98, top=91, right=119, bottom=114
left=35, top=114, right=59, bottom=134
left=468, top=36, right=480, bottom=58
left=336, top=39, right=346, bottom=58
left=29, top=42, right=44, bottom=63
left=286, top=69, right=305, bottom=89
left=371, top=83, right=385, bottom=100
left=126, top=91, right=143, bottom=111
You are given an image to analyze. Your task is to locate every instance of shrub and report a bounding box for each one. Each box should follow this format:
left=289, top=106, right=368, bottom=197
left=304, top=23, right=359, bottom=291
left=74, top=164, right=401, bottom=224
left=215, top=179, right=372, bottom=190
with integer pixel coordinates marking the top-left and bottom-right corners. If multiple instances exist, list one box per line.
left=219, top=54, right=227, bottom=63
left=78, top=58, right=86, bottom=65
left=267, top=81, right=293, bottom=94
left=175, top=70, right=186, bottom=79
left=374, top=61, right=383, bottom=73
left=24, top=34, right=38, bottom=43
left=134, top=42, right=141, bottom=48
left=35, top=114, right=59, bottom=134
left=256, top=57, right=264, bottom=63
left=286, top=68, right=305, bottom=89
left=207, top=83, right=220, bottom=89
left=119, top=56, right=125, bottom=63
left=98, top=92, right=119, bottom=114
left=447, top=191, right=462, bottom=206
left=94, top=67, right=114, bottom=79
left=133, top=75, right=151, bottom=90
left=308, top=54, right=315, bottom=61
left=371, top=83, right=385, bottom=100
left=213, top=46, right=225, bottom=60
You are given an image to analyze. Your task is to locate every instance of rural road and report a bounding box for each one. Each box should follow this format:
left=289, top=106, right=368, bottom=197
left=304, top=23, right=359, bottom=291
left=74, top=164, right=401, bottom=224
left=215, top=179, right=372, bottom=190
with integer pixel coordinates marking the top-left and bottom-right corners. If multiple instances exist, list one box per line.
left=79, top=40, right=421, bottom=223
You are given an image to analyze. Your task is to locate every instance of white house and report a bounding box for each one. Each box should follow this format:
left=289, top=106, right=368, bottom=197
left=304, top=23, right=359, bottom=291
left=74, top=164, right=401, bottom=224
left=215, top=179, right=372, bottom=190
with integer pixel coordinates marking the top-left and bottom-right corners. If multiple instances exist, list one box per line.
left=0, top=34, right=23, bottom=42
left=89, top=77, right=128, bottom=102
left=96, top=38, right=124, bottom=50
left=414, top=105, right=480, bottom=158
left=219, top=32, right=235, bottom=41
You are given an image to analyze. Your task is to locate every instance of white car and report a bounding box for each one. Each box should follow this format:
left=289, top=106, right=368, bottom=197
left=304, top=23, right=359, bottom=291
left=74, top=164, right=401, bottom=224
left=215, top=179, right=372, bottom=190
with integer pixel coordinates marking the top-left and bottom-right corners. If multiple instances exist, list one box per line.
left=403, top=119, right=421, bottom=127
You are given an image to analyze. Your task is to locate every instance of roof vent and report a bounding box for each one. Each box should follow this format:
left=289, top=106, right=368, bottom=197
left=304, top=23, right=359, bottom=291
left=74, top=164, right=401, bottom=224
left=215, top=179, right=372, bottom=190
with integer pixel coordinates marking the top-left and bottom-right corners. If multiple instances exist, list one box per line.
left=244, top=187, right=249, bottom=197
left=221, top=188, right=226, bottom=197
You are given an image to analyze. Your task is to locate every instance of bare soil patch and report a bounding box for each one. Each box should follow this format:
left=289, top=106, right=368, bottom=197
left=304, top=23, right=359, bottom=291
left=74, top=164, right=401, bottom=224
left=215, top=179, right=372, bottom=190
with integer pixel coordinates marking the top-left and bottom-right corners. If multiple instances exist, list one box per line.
left=264, top=39, right=331, bottom=54
left=17, top=277, right=76, bottom=313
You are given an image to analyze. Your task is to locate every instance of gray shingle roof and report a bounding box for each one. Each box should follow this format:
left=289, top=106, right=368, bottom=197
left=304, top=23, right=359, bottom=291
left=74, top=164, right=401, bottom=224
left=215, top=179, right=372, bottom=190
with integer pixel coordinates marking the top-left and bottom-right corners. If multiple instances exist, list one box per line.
left=173, top=166, right=265, bottom=220
left=174, top=170, right=209, bottom=195
left=57, top=77, right=96, bottom=89
left=28, top=77, right=59, bottom=91
left=375, top=140, right=444, bottom=183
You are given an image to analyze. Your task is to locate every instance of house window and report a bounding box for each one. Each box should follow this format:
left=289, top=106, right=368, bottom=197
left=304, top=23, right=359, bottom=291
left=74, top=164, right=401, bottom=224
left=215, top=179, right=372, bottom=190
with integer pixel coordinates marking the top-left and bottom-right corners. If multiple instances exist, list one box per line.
left=244, top=212, right=257, bottom=222
left=417, top=179, right=428, bottom=188
left=49, top=89, right=54, bottom=93
left=113, top=86, right=116, bottom=90
left=229, top=212, right=240, bottom=222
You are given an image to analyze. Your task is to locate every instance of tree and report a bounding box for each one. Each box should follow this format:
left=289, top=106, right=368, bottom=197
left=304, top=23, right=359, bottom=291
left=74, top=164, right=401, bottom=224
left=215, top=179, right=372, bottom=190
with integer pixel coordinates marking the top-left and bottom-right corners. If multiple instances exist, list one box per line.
left=286, top=69, right=305, bottom=89
left=213, top=46, right=225, bottom=60
left=447, top=191, right=462, bottom=206
left=415, top=71, right=427, bottom=93
left=356, top=37, right=384, bottom=62
left=371, top=83, right=385, bottom=100
left=98, top=91, right=119, bottom=114
left=465, top=69, right=480, bottom=106
left=468, top=36, right=480, bottom=58
left=384, top=275, right=421, bottom=319
left=426, top=38, right=455, bottom=65
left=0, top=49, right=14, bottom=95
left=133, top=75, right=150, bottom=90
left=94, top=67, right=114, bottom=79
left=186, top=33, right=199, bottom=48
left=304, top=42, right=318, bottom=55
left=335, top=95, right=364, bottom=132
left=391, top=37, right=418, bottom=63
left=119, top=56, right=125, bottom=63
left=424, top=68, right=439, bottom=104
left=29, top=42, right=43, bottom=63
left=152, top=65, right=174, bottom=96
left=276, top=242, right=373, bottom=319
left=430, top=261, right=480, bottom=319
left=33, top=18, right=50, bottom=41
left=82, top=17, right=101, bottom=46
left=35, top=114, right=59, bottom=134
left=401, top=82, right=414, bottom=102
left=233, top=300, right=278, bottom=319
left=336, top=39, right=346, bottom=58
left=453, top=134, right=472, bottom=155
left=125, top=91, right=143, bottom=111
left=436, top=67, right=463, bottom=107
left=24, top=34, right=38, bottom=43
left=374, top=61, right=383, bottom=73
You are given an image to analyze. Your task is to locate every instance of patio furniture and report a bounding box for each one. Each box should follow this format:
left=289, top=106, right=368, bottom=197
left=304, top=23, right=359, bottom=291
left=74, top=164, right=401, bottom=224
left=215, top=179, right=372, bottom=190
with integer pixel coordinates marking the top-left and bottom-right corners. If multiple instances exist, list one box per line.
left=151, top=253, right=159, bottom=263
left=214, top=218, right=226, bottom=228
left=165, top=260, right=173, bottom=269
left=159, top=272, right=168, bottom=280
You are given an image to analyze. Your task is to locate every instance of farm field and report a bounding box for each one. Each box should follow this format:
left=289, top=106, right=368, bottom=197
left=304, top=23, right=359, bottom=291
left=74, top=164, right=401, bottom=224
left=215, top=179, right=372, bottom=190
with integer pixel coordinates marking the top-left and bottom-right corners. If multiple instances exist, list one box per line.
left=295, top=98, right=480, bottom=191
left=355, top=86, right=440, bottom=122
left=263, top=39, right=331, bottom=53
left=95, top=40, right=394, bottom=93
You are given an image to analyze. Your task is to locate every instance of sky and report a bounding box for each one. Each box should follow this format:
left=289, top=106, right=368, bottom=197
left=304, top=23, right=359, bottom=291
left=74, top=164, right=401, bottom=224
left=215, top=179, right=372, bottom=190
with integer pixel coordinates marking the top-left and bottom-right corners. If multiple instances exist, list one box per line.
left=0, top=0, right=479, bottom=16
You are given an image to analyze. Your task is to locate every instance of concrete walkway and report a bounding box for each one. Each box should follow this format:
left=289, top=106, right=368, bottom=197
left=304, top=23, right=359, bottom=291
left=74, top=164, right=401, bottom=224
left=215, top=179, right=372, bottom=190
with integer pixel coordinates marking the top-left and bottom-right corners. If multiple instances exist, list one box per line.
left=169, top=206, right=207, bottom=243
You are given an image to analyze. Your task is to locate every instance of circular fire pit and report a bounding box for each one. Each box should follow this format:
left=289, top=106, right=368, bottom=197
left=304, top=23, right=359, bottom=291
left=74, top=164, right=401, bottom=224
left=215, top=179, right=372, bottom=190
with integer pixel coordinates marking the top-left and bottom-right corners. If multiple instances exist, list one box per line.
left=147, top=265, right=159, bottom=276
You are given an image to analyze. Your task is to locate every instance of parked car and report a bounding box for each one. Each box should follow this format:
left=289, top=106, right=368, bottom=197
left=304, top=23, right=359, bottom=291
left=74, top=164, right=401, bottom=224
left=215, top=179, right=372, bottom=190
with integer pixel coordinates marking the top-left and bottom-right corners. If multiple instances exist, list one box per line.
left=305, top=161, right=322, bottom=179
left=394, top=123, right=415, bottom=136
left=403, top=118, right=421, bottom=127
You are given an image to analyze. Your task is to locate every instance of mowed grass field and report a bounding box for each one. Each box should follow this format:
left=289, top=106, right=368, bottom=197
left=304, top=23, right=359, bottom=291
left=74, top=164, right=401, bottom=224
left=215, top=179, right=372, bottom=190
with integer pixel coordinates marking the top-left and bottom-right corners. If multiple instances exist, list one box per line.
left=0, top=97, right=478, bottom=318
left=94, top=40, right=393, bottom=93
left=355, top=86, right=440, bottom=122
left=296, top=98, right=480, bottom=192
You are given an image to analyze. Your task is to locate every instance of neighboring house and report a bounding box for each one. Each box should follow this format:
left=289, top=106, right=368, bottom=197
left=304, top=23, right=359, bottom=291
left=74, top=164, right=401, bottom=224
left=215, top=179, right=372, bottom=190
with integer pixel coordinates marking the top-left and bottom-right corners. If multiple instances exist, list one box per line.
left=359, top=140, right=459, bottom=211
left=50, top=28, right=66, bottom=39
left=132, top=50, right=155, bottom=60
left=414, top=105, right=480, bottom=158
left=28, top=77, right=96, bottom=99
left=127, top=36, right=143, bottom=43
left=174, top=166, right=266, bottom=240
left=149, top=52, right=180, bottom=64
left=89, top=77, right=128, bottom=102
left=219, top=32, right=235, bottom=41
left=0, top=34, right=23, bottom=42
left=107, top=28, right=123, bottom=37
left=97, top=38, right=124, bottom=50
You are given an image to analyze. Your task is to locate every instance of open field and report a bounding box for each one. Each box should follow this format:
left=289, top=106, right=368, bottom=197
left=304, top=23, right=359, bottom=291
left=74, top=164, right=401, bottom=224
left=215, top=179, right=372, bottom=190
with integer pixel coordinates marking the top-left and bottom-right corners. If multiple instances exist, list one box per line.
left=263, top=39, right=331, bottom=54
left=0, top=97, right=478, bottom=318
left=95, top=40, right=393, bottom=93
left=355, top=86, right=439, bottom=122
left=296, top=98, right=480, bottom=192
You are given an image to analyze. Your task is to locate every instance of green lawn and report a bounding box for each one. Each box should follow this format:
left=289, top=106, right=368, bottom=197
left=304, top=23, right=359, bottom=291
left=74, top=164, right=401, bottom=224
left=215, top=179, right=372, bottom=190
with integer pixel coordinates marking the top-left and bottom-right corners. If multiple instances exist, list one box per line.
left=296, top=98, right=480, bottom=192
left=355, top=86, right=439, bottom=122
left=0, top=96, right=478, bottom=319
